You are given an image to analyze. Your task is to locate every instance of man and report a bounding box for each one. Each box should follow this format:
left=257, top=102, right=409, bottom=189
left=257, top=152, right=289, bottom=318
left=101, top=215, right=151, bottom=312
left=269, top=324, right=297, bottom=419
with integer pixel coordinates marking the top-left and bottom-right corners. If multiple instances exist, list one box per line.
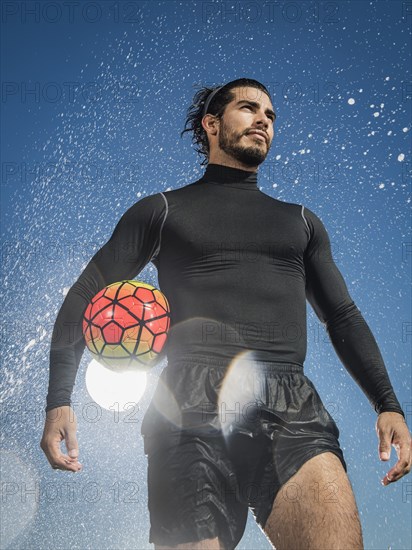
left=41, top=78, right=411, bottom=549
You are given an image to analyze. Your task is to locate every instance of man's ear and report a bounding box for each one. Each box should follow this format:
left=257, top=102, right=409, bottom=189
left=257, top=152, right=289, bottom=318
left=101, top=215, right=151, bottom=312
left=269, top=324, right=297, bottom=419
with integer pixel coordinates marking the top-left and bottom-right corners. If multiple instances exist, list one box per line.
left=202, top=114, right=219, bottom=136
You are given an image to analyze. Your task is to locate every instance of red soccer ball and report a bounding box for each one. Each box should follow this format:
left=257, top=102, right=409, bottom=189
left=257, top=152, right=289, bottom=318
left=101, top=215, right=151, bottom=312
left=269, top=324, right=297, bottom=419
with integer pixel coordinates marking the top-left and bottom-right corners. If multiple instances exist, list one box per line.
left=83, top=280, right=170, bottom=371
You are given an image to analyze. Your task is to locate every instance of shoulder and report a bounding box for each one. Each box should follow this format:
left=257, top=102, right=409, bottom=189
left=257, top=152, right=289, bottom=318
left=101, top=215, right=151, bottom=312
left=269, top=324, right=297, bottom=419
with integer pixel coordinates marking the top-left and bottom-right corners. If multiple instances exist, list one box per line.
left=114, top=193, right=168, bottom=233
left=261, top=192, right=312, bottom=234
left=160, top=177, right=204, bottom=197
left=300, top=205, right=332, bottom=250
left=301, top=205, right=329, bottom=232
left=126, top=192, right=168, bottom=215
left=258, top=190, right=306, bottom=214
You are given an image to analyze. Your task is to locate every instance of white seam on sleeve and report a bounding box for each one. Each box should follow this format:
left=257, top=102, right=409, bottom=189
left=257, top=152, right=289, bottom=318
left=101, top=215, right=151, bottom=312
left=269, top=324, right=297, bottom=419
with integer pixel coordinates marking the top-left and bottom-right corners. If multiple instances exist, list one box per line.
left=151, top=192, right=168, bottom=261
left=301, top=205, right=310, bottom=237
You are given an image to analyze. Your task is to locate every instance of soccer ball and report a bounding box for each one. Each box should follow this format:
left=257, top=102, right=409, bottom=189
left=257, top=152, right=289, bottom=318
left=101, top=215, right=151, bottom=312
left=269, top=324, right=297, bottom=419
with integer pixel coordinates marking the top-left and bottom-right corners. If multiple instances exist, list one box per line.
left=83, top=280, right=170, bottom=371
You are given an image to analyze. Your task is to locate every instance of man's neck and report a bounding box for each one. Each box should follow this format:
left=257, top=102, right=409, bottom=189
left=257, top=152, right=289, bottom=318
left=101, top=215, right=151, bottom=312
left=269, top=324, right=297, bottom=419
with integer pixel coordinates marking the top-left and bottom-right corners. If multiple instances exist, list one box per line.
left=207, top=154, right=259, bottom=173
left=199, top=163, right=259, bottom=190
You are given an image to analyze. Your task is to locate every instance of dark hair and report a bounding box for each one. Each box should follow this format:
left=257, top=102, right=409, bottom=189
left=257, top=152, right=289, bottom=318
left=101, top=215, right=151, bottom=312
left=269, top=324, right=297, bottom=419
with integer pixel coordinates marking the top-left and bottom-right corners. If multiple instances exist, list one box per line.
left=180, top=78, right=272, bottom=167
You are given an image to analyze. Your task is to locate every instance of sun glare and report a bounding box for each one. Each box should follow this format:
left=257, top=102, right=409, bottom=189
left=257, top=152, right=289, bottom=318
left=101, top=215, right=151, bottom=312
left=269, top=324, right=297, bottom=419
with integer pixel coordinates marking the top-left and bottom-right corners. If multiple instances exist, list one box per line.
left=85, top=359, right=147, bottom=411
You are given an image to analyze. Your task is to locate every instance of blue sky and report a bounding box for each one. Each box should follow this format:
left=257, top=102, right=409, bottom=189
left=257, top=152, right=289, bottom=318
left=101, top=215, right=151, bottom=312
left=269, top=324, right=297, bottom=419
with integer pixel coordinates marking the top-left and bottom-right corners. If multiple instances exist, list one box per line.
left=1, top=1, right=411, bottom=549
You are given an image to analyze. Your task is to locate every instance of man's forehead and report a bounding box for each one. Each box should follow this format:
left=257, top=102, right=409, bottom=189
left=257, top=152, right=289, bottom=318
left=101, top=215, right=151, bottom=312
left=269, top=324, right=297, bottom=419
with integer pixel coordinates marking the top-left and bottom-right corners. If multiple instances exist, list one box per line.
left=229, top=86, right=273, bottom=108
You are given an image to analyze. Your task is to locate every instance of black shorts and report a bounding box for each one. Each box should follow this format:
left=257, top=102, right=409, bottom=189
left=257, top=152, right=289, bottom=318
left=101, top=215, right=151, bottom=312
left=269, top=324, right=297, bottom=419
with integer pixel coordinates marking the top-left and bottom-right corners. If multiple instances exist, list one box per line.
left=141, top=356, right=347, bottom=549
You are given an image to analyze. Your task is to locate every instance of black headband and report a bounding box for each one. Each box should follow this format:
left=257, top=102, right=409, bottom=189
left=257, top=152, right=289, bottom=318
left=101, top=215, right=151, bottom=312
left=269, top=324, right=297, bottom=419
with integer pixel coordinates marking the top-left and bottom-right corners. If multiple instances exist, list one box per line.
left=202, top=86, right=224, bottom=117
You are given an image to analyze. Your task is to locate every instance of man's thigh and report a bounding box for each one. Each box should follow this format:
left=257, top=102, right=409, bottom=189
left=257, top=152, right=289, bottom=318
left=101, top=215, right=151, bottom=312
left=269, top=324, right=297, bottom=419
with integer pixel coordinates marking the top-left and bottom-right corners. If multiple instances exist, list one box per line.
left=263, top=451, right=363, bottom=550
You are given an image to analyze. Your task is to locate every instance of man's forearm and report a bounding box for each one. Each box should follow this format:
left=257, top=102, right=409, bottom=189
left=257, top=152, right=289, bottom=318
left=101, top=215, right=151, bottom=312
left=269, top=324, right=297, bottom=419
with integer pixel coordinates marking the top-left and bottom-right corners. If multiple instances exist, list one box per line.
left=326, top=301, right=405, bottom=418
left=45, top=278, right=96, bottom=412
left=46, top=252, right=112, bottom=412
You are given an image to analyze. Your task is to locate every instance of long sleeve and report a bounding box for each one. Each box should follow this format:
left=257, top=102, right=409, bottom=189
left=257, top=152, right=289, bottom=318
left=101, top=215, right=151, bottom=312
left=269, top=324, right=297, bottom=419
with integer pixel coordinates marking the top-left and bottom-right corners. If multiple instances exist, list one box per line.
left=303, top=206, right=405, bottom=418
left=45, top=193, right=167, bottom=412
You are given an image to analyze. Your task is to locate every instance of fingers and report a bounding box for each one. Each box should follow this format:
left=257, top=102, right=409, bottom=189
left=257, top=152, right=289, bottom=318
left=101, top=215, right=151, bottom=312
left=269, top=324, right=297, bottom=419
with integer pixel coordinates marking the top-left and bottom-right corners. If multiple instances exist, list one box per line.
left=378, top=430, right=392, bottom=461
left=381, top=445, right=412, bottom=486
left=51, top=454, right=82, bottom=473
left=40, top=436, right=82, bottom=472
left=380, top=436, right=412, bottom=486
left=65, top=430, right=79, bottom=460
left=42, top=445, right=80, bottom=472
left=50, top=439, right=82, bottom=472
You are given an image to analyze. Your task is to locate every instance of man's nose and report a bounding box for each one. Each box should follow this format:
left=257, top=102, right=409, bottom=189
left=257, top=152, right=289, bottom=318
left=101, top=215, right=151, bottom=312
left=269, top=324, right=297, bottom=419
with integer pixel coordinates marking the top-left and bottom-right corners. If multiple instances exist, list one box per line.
left=254, top=112, right=270, bottom=128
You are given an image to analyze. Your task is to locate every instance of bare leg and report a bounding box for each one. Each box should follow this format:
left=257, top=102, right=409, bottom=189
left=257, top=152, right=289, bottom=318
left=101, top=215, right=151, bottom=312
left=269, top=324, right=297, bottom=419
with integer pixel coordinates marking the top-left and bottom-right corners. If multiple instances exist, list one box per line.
left=155, top=537, right=223, bottom=550
left=263, top=451, right=363, bottom=550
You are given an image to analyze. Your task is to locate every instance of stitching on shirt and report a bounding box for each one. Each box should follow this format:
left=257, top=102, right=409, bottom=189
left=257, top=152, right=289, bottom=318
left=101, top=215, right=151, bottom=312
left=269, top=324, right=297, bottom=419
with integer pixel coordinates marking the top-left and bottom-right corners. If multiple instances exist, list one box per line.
left=151, top=192, right=168, bottom=261
left=301, top=205, right=311, bottom=239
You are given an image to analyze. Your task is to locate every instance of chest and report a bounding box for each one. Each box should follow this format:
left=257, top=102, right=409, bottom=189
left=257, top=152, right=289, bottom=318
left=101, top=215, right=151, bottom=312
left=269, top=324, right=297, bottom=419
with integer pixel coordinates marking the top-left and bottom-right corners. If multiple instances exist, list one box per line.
left=161, top=194, right=308, bottom=266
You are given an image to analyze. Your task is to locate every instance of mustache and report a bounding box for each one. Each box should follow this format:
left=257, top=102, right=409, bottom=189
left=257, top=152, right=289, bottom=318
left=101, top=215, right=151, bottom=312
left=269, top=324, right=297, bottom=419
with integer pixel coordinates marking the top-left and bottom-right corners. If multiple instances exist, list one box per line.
left=245, top=130, right=268, bottom=143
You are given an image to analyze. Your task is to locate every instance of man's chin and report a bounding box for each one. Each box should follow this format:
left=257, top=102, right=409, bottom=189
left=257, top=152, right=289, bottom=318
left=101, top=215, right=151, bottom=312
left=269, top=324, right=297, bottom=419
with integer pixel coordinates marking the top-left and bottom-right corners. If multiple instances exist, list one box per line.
left=234, top=146, right=267, bottom=166
left=219, top=136, right=268, bottom=166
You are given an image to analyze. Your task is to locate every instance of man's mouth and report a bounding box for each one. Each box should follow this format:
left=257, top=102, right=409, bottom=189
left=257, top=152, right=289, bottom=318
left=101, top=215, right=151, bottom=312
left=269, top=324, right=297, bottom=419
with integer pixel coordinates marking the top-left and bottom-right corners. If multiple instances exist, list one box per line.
left=246, top=131, right=267, bottom=143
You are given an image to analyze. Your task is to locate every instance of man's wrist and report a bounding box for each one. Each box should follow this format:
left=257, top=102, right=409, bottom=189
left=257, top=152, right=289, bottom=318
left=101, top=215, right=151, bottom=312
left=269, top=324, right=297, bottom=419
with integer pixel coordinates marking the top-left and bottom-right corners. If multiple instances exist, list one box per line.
left=377, top=408, right=405, bottom=419
left=45, top=402, right=71, bottom=413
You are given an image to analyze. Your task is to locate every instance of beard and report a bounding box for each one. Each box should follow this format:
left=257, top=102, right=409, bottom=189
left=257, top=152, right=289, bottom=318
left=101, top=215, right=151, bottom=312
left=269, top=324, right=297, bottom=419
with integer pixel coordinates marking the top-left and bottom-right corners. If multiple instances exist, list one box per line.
left=218, top=119, right=269, bottom=167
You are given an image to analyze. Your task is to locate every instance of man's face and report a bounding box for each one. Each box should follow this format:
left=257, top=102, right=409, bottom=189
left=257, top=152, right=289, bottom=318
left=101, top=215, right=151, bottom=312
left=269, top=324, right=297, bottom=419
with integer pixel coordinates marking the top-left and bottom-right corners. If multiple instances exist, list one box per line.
left=217, top=86, right=276, bottom=167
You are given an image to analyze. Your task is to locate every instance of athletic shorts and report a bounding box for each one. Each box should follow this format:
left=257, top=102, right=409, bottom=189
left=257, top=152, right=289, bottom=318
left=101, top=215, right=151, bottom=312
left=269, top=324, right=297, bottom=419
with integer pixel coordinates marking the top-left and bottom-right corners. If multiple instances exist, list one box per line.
left=141, top=355, right=347, bottom=549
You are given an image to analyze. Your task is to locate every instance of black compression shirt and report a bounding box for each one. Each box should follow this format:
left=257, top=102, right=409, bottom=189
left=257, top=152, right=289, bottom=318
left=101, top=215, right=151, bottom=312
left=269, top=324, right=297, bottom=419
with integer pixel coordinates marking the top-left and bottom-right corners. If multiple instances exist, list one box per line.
left=46, top=163, right=405, bottom=418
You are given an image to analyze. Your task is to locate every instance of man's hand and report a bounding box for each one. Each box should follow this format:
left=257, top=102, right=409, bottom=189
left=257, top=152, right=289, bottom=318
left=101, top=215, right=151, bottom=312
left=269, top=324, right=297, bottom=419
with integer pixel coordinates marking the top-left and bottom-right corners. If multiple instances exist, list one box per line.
left=376, top=411, right=411, bottom=486
left=40, top=406, right=82, bottom=472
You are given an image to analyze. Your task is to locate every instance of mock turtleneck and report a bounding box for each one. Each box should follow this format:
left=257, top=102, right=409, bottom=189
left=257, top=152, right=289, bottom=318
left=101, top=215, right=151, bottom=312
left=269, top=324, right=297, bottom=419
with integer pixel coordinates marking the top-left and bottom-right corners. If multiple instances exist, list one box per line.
left=199, top=163, right=258, bottom=190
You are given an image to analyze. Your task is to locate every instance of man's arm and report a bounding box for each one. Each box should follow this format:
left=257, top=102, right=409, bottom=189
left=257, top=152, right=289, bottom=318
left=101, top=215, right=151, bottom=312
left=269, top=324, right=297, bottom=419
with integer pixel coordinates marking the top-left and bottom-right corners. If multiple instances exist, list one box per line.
left=41, top=192, right=167, bottom=471
left=303, top=206, right=411, bottom=485
left=45, top=192, right=167, bottom=412
left=302, top=206, right=405, bottom=418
